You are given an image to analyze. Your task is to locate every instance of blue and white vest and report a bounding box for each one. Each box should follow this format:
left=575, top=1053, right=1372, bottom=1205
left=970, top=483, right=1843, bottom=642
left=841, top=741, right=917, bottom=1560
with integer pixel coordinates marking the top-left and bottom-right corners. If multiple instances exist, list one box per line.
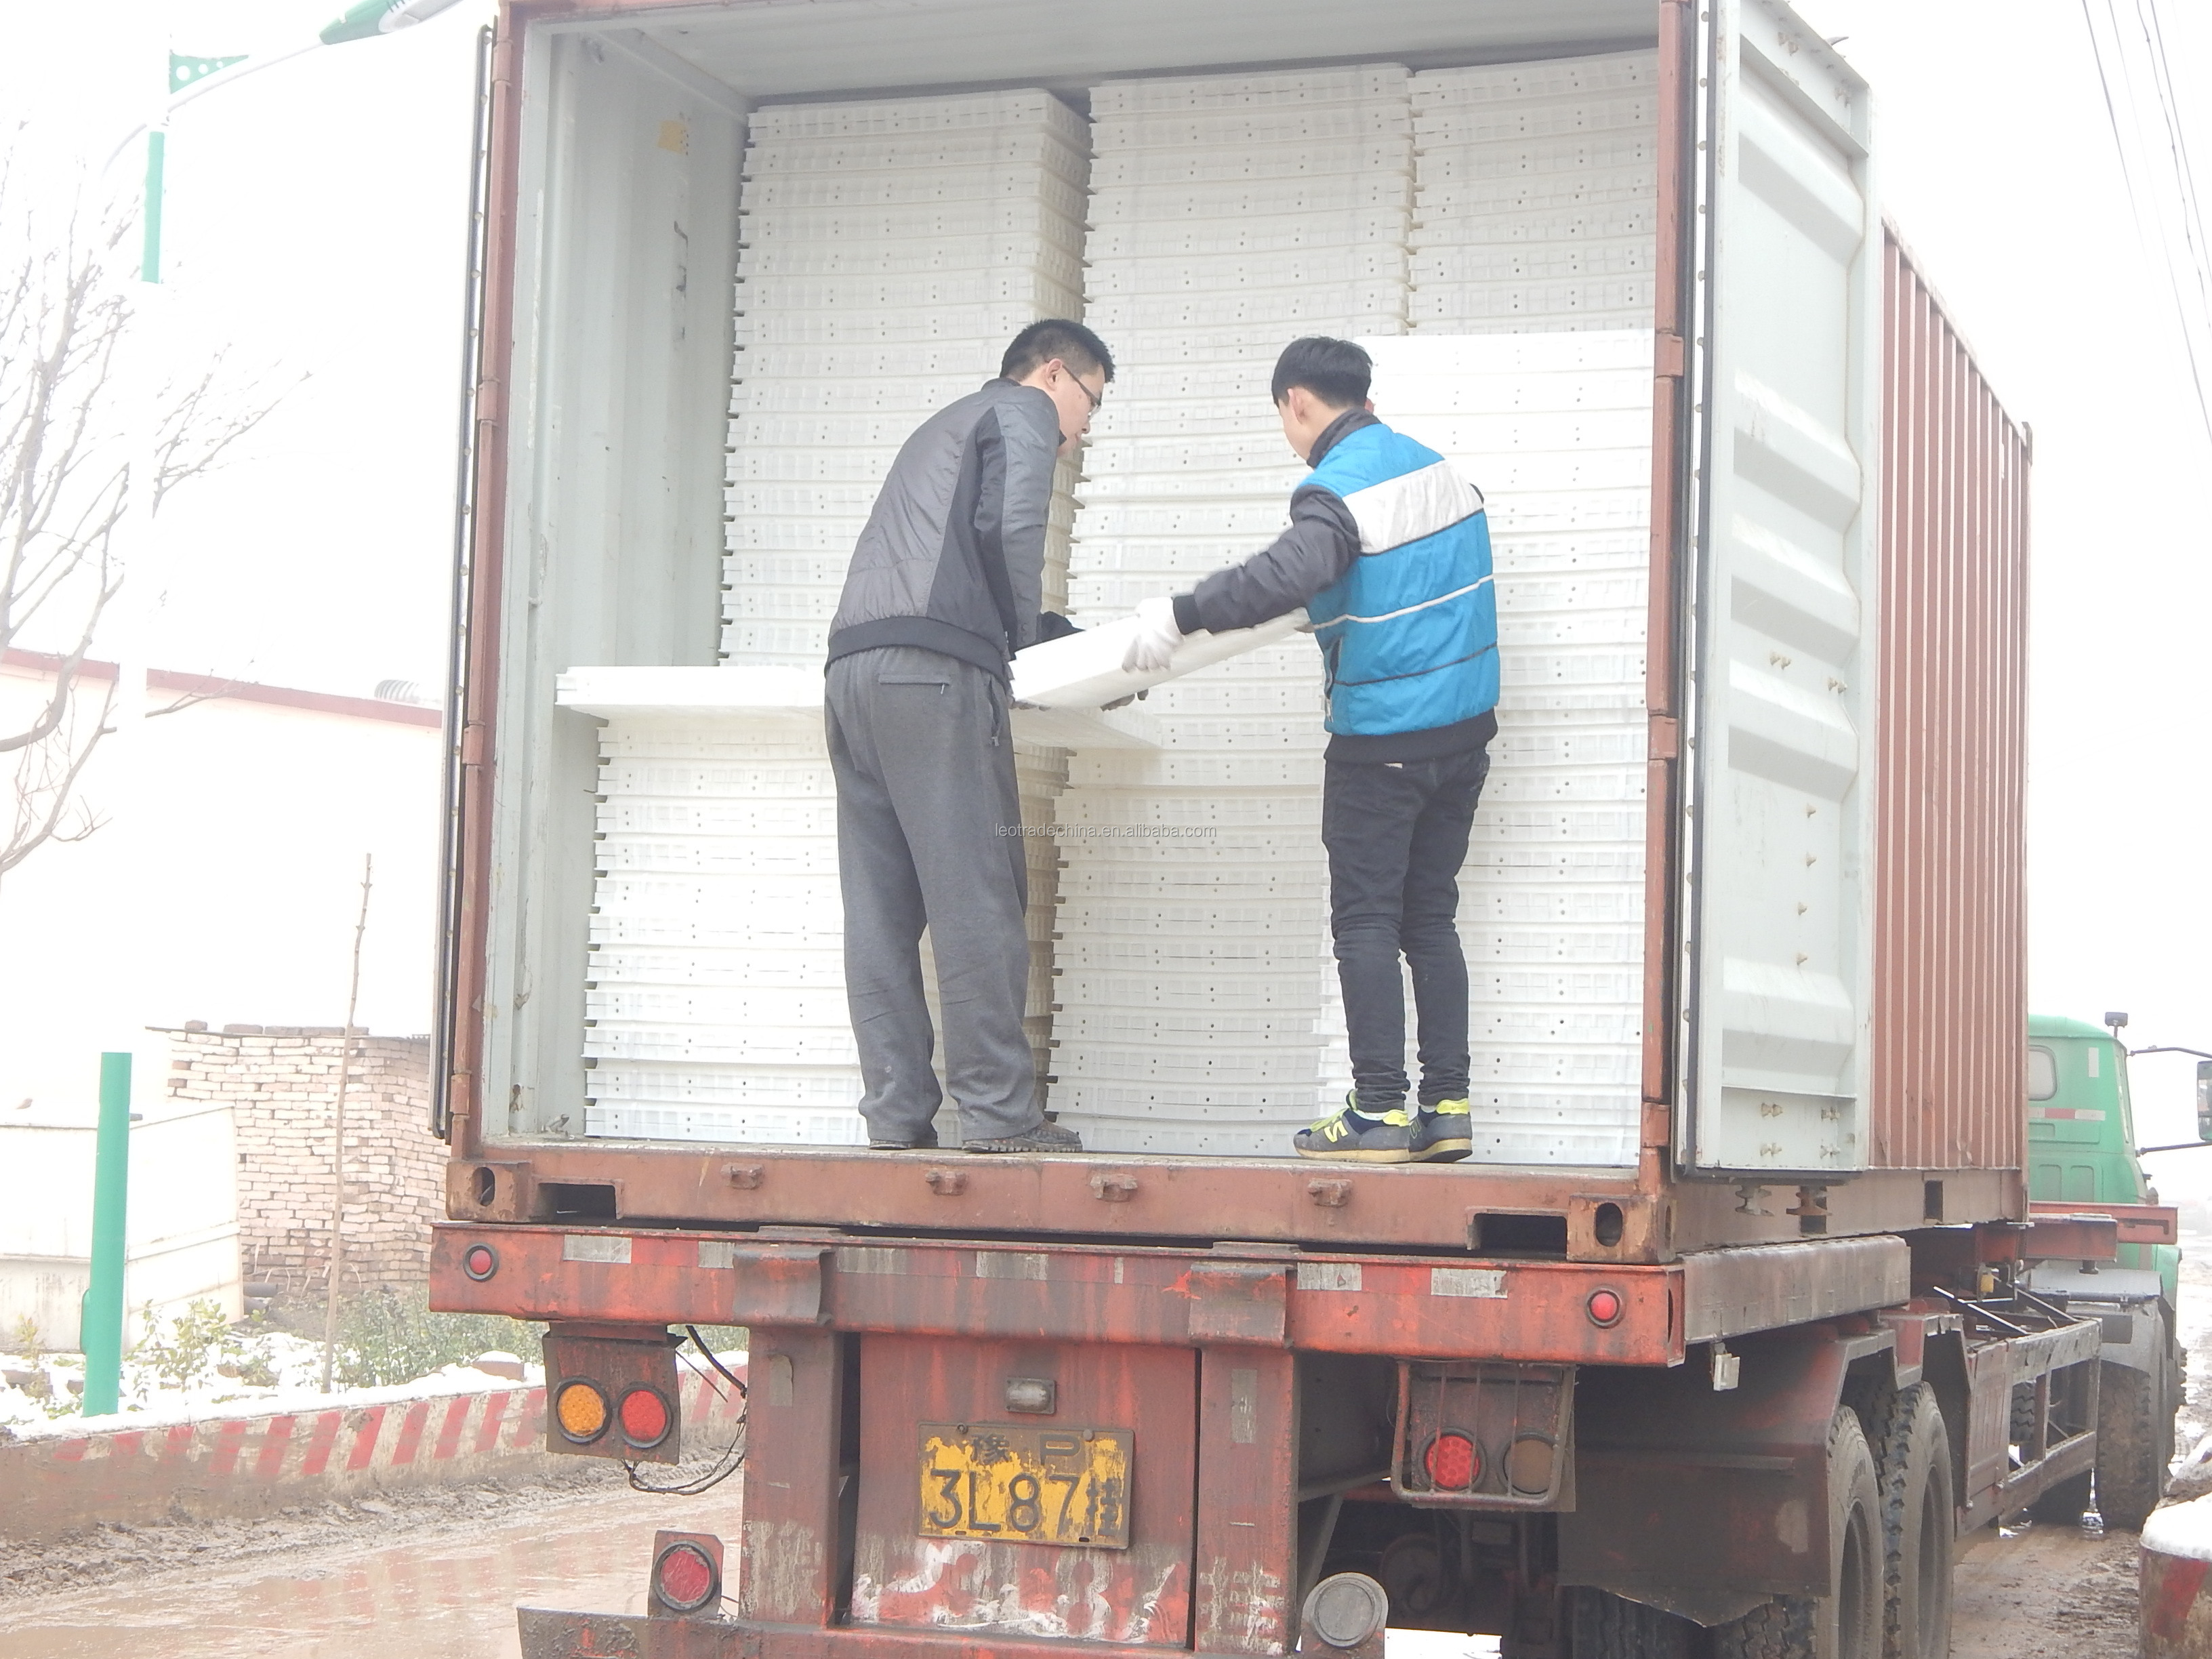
left=1306, top=424, right=1498, bottom=737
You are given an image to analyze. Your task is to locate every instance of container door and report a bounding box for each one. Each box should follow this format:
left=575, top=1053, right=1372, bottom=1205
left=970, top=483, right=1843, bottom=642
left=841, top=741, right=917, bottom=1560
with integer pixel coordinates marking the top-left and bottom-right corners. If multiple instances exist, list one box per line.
left=1681, top=0, right=1879, bottom=1175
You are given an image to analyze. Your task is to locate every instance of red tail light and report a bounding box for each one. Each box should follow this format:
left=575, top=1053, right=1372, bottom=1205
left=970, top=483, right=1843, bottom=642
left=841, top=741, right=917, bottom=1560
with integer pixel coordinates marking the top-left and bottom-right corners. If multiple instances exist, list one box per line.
left=653, top=1537, right=721, bottom=1614
left=620, top=1385, right=672, bottom=1450
left=1586, top=1289, right=1624, bottom=1326
left=1423, top=1431, right=1480, bottom=1490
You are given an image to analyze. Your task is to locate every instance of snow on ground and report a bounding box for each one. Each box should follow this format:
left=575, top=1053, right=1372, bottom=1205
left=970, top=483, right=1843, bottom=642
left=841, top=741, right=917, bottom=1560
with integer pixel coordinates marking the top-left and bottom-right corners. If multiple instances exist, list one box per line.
left=0, top=1329, right=541, bottom=1442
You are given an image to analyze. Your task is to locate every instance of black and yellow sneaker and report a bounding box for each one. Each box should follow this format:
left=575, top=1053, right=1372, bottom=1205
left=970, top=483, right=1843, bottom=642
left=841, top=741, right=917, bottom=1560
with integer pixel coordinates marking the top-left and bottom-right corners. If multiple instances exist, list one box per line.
left=1412, top=1099, right=1473, bottom=1163
left=1293, top=1097, right=1415, bottom=1164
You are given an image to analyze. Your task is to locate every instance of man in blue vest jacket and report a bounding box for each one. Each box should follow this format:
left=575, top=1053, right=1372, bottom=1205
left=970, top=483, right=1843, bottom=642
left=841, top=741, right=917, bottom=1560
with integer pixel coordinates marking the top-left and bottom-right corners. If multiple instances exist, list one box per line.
left=1122, top=337, right=1498, bottom=1164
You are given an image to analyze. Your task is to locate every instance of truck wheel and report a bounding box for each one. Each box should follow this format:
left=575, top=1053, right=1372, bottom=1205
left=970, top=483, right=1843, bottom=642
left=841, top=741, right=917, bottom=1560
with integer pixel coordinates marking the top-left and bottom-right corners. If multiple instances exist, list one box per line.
left=2096, top=1358, right=2168, bottom=1530
left=1712, top=1406, right=1883, bottom=1659
left=1869, top=1383, right=1953, bottom=1659
left=1563, top=1587, right=1694, bottom=1658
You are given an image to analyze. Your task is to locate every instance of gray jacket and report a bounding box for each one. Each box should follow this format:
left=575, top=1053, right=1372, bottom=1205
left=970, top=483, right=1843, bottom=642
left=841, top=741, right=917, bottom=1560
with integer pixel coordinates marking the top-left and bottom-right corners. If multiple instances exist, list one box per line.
left=827, top=379, right=1063, bottom=680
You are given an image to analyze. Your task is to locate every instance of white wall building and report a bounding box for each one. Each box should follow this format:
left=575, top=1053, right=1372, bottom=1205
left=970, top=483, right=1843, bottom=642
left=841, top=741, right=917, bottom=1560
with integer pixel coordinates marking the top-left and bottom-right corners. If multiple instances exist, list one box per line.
left=0, top=651, right=443, bottom=1122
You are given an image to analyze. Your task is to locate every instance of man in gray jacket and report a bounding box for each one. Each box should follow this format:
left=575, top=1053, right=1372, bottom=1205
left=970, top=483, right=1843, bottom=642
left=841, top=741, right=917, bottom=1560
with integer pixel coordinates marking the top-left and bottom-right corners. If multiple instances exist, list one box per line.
left=825, top=321, right=1112, bottom=1153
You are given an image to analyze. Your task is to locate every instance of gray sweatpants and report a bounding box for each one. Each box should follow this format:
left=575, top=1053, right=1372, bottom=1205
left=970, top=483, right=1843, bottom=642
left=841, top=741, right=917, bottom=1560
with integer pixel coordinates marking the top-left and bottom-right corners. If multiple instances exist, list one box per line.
left=825, top=645, right=1037, bottom=1144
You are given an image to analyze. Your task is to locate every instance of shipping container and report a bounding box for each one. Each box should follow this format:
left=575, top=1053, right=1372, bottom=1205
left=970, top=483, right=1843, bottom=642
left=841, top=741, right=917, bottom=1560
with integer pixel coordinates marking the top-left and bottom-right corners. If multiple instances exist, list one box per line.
left=437, top=0, right=2023, bottom=1256
left=423, top=3, right=2122, bottom=1654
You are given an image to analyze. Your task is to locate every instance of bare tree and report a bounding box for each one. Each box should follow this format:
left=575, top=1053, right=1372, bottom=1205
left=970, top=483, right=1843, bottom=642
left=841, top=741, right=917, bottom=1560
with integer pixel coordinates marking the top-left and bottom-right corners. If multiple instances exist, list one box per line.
left=1, top=152, right=279, bottom=883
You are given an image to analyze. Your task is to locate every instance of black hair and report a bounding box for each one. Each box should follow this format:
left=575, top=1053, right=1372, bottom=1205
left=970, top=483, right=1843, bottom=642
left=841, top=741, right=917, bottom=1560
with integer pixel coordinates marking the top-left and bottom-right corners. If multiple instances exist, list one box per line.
left=1001, top=319, right=1116, bottom=384
left=1271, top=336, right=1372, bottom=409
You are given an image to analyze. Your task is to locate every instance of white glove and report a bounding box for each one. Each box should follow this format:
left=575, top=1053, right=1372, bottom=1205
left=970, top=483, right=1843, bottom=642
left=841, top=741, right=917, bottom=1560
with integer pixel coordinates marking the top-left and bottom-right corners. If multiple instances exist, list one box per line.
left=1121, top=595, right=1185, bottom=674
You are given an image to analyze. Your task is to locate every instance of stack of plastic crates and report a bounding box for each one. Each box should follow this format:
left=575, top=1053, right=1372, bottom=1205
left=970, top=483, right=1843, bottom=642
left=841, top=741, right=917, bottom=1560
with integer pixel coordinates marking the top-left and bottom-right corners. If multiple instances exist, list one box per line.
left=583, top=91, right=1091, bottom=1147
left=1408, top=52, right=1659, bottom=333
left=1047, top=65, right=1416, bottom=1156
left=582, top=712, right=864, bottom=1144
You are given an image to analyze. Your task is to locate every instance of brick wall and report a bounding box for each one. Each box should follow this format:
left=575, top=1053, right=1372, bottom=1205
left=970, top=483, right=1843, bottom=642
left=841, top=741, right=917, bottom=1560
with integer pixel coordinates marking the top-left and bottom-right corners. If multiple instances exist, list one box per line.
left=162, top=1025, right=443, bottom=1298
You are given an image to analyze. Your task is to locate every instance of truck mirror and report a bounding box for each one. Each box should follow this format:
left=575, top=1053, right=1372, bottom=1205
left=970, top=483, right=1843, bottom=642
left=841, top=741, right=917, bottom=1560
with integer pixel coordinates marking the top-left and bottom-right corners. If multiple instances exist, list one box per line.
left=2198, top=1061, right=2212, bottom=1143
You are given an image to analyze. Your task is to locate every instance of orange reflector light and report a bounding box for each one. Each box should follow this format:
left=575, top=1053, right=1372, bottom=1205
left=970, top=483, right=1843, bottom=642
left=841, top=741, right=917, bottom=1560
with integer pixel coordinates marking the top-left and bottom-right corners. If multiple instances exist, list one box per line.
left=655, top=1540, right=718, bottom=1613
left=1506, top=1435, right=1557, bottom=1494
left=556, top=1380, right=609, bottom=1442
left=1424, top=1431, right=1479, bottom=1490
left=620, top=1385, right=672, bottom=1449
left=1587, top=1289, right=1622, bottom=1326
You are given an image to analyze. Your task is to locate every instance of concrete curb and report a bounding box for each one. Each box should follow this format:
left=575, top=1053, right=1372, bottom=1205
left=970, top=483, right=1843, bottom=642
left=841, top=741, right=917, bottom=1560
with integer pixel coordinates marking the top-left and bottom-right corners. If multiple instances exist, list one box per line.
left=1, top=1365, right=745, bottom=1541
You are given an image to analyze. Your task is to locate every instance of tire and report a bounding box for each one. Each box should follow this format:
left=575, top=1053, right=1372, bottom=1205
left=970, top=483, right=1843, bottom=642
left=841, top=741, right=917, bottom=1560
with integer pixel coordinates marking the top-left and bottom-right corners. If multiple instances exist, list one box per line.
left=1564, top=1586, right=1696, bottom=1658
left=1866, top=1383, right=1954, bottom=1659
left=2096, top=1358, right=2168, bottom=1530
left=1712, top=1406, right=1883, bottom=1659
left=2030, top=1469, right=2091, bottom=1525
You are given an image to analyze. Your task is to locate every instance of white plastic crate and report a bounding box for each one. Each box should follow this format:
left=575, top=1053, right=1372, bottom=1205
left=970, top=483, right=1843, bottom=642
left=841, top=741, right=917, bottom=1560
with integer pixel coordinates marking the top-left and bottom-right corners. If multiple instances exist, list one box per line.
left=728, top=445, right=904, bottom=484
left=1408, top=207, right=1654, bottom=263
left=1089, top=64, right=1408, bottom=115
left=1093, top=106, right=1411, bottom=150
left=1085, top=207, right=1410, bottom=260
left=1090, top=140, right=1411, bottom=189
left=1414, top=165, right=1658, bottom=220
left=1414, top=94, right=1658, bottom=144
left=1410, top=277, right=1655, bottom=325
left=581, top=1102, right=869, bottom=1147
left=749, top=88, right=1088, bottom=145
left=739, top=201, right=1086, bottom=244
left=1088, top=173, right=1414, bottom=220
left=739, top=167, right=1089, bottom=218
left=735, top=342, right=1008, bottom=380
left=745, top=130, right=1089, bottom=184
left=738, top=270, right=1084, bottom=313
left=1086, top=245, right=1408, bottom=293
left=589, top=945, right=848, bottom=987
left=1410, top=52, right=1658, bottom=106
left=739, top=239, right=1086, bottom=288
left=734, top=300, right=1082, bottom=346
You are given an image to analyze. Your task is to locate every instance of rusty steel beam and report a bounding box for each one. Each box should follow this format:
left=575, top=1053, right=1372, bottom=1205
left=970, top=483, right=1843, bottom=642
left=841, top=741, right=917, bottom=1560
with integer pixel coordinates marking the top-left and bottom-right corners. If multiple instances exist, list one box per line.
left=2021, top=1211, right=2122, bottom=1263
left=2029, top=1200, right=2178, bottom=1248
left=1679, top=1236, right=1912, bottom=1345
left=430, top=1225, right=1685, bottom=1363
left=518, top=1609, right=1305, bottom=1659
left=435, top=1225, right=1956, bottom=1368
left=443, top=1142, right=1657, bottom=1260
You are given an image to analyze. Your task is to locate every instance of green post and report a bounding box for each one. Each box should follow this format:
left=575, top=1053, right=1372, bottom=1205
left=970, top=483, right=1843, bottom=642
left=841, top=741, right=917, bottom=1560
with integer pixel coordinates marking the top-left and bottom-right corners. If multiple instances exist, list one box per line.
left=141, top=130, right=165, bottom=283
left=81, top=1052, right=134, bottom=1416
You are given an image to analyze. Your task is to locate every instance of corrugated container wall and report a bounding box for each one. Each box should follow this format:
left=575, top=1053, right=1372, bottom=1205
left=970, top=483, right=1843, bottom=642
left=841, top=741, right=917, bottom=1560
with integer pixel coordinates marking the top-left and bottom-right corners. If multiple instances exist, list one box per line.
left=1870, top=227, right=2029, bottom=1172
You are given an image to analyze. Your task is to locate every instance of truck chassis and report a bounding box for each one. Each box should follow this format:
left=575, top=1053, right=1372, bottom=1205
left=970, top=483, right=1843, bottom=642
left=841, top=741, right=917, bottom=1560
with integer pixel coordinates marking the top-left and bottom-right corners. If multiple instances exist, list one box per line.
left=432, top=1208, right=2136, bottom=1658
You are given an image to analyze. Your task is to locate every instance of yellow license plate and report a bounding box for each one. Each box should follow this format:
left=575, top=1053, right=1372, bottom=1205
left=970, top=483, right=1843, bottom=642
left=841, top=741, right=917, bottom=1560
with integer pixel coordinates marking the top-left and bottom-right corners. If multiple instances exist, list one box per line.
left=918, top=1423, right=1132, bottom=1550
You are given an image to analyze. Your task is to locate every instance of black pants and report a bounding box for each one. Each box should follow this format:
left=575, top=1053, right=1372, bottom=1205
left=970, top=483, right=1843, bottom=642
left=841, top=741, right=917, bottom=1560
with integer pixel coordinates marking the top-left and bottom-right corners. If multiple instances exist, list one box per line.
left=1322, top=747, right=1492, bottom=1112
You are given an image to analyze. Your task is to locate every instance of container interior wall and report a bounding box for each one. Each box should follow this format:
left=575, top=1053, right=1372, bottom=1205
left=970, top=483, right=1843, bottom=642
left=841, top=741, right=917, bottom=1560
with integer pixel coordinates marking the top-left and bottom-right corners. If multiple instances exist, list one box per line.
left=487, top=3, right=1664, bottom=1150
left=1869, top=230, right=2028, bottom=1171
left=480, top=33, right=743, bottom=1139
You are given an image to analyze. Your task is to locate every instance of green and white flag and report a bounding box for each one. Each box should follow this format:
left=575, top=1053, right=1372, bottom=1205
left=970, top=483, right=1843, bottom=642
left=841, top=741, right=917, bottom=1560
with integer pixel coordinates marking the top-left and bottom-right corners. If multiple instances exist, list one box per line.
left=168, top=53, right=247, bottom=95
left=321, top=0, right=464, bottom=45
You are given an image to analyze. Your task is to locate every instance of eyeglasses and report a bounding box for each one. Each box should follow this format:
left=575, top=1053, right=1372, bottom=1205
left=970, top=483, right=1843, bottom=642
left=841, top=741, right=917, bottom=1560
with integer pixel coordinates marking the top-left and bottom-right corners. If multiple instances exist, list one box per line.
left=1061, top=367, right=1104, bottom=413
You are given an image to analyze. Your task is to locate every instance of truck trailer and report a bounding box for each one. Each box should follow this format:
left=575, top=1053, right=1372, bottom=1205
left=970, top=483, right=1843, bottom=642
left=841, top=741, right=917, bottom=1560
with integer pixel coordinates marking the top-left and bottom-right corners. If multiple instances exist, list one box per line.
left=421, top=1, right=2174, bottom=1654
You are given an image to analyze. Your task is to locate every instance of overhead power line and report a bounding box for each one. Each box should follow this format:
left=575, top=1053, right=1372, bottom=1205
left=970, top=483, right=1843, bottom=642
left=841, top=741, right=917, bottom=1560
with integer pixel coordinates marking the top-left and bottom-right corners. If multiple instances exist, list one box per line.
left=2080, top=0, right=2212, bottom=447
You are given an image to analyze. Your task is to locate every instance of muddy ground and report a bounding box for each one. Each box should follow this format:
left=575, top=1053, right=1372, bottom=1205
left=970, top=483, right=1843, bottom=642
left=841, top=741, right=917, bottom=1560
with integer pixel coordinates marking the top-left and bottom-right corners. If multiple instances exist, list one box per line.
left=4, top=1238, right=2209, bottom=1654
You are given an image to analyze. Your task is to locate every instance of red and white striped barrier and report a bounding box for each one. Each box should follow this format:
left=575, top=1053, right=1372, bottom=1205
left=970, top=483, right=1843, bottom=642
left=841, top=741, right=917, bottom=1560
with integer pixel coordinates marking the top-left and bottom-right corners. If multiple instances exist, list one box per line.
left=0, top=1364, right=745, bottom=1541
left=2143, top=1495, right=2212, bottom=1656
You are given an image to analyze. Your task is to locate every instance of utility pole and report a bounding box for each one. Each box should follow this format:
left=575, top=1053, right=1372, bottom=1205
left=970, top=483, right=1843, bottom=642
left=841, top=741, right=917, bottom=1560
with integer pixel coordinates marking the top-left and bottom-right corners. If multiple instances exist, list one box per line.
left=79, top=1053, right=134, bottom=1416
left=320, top=855, right=375, bottom=1393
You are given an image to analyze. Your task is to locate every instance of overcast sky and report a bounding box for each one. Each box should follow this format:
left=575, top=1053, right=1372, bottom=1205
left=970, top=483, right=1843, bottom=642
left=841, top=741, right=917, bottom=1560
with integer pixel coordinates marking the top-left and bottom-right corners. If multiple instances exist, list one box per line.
left=6, top=1, right=2210, bottom=1163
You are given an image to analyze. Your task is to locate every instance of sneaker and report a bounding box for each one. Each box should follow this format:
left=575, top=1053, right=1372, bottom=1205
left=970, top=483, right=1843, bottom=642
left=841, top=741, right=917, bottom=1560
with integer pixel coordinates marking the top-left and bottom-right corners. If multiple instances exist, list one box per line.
left=965, top=1120, right=1084, bottom=1154
left=1293, top=1097, right=1414, bottom=1164
left=1412, top=1099, right=1473, bottom=1163
left=868, top=1127, right=941, bottom=1151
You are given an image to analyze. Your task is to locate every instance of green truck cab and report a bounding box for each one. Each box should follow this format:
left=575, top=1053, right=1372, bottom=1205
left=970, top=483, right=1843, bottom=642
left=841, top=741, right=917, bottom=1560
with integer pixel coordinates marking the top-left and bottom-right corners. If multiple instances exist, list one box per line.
left=2026, top=1014, right=2182, bottom=1299
left=2021, top=1012, right=2197, bottom=1526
